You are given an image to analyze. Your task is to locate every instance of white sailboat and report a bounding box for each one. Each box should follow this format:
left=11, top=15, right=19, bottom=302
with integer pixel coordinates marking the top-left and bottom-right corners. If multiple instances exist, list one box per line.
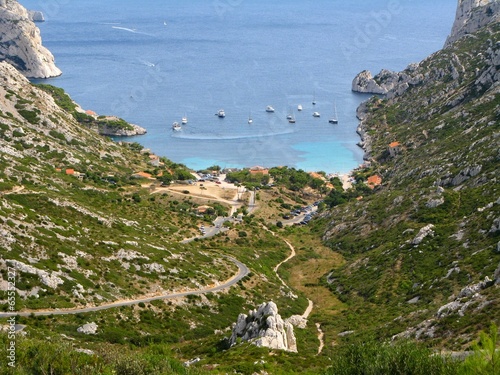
left=181, top=114, right=188, bottom=124
left=248, top=112, right=253, bottom=124
left=312, top=91, right=317, bottom=106
left=329, top=101, right=338, bottom=124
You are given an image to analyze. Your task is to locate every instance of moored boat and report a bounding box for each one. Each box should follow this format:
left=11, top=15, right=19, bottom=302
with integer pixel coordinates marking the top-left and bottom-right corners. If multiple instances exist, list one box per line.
left=265, top=105, right=275, bottom=113
left=312, top=112, right=320, bottom=118
left=216, top=109, right=225, bottom=118
left=172, top=122, right=181, bottom=131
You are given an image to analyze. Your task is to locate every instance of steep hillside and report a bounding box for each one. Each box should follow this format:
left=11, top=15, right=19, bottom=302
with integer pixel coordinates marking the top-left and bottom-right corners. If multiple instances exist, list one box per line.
left=0, top=60, right=240, bottom=311
left=321, top=15, right=500, bottom=349
left=0, top=61, right=318, bottom=374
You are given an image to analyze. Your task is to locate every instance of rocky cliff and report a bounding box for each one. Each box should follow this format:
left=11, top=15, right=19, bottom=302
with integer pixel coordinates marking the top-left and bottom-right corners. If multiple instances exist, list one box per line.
left=0, top=0, right=61, bottom=78
left=324, top=0, right=500, bottom=349
left=352, top=0, right=500, bottom=96
left=229, top=302, right=298, bottom=352
left=445, top=0, right=500, bottom=47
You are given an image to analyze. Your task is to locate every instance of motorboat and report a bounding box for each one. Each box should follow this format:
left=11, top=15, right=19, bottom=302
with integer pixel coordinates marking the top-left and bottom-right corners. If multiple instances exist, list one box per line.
left=172, top=122, right=181, bottom=131
left=216, top=109, right=225, bottom=118
left=297, top=104, right=303, bottom=111
left=181, top=114, right=188, bottom=124
left=312, top=112, right=321, bottom=118
left=265, top=105, right=275, bottom=113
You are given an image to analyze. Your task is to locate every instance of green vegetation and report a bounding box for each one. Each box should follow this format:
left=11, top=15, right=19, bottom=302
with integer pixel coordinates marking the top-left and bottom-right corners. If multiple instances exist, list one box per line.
left=36, top=84, right=134, bottom=132
left=0, top=11, right=499, bottom=375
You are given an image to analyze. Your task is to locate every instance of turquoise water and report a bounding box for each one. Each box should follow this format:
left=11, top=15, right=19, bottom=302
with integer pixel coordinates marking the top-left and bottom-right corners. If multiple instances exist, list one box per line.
left=23, top=0, right=457, bottom=173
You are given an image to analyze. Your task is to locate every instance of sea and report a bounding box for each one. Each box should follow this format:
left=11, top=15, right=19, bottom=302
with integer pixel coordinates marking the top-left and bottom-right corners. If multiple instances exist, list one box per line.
left=23, top=0, right=457, bottom=174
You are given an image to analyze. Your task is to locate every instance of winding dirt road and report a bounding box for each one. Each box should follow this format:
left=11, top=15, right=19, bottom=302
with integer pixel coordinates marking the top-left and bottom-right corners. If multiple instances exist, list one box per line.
left=266, top=227, right=325, bottom=354
left=0, top=257, right=248, bottom=318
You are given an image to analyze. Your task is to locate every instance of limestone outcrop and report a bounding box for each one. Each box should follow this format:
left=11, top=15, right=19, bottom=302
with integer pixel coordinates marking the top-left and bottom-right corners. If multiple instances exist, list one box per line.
left=27, top=10, right=44, bottom=22
left=229, top=302, right=297, bottom=352
left=98, top=123, right=147, bottom=137
left=351, top=63, right=423, bottom=98
left=445, top=0, right=500, bottom=47
left=0, top=0, right=61, bottom=78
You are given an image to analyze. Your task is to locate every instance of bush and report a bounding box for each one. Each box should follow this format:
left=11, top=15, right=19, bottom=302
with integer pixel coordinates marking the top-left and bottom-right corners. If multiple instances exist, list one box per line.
left=326, top=340, right=460, bottom=375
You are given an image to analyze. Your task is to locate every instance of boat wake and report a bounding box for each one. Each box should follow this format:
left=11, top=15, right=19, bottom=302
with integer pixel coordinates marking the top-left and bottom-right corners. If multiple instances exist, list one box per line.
left=111, top=26, right=155, bottom=37
left=172, top=129, right=296, bottom=141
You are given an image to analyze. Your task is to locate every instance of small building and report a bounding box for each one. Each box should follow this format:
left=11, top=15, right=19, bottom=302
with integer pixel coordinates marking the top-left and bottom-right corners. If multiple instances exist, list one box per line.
left=367, top=175, right=382, bottom=189
left=149, top=154, right=161, bottom=167
left=131, top=171, right=153, bottom=179
left=196, top=205, right=211, bottom=214
left=388, top=142, right=402, bottom=157
left=249, top=166, right=269, bottom=175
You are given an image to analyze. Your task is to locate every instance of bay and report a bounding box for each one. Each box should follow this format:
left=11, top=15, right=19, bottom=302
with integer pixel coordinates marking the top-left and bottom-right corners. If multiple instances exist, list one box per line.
left=23, top=0, right=457, bottom=173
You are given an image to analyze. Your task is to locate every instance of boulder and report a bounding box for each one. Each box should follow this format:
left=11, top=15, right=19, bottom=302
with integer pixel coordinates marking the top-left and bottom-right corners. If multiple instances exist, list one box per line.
left=411, top=224, right=435, bottom=245
left=77, top=322, right=98, bottom=335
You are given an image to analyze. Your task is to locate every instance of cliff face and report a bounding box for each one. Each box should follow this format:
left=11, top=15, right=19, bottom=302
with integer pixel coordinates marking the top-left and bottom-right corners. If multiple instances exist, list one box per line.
left=352, top=0, right=500, bottom=95
left=445, top=0, right=500, bottom=47
left=0, top=0, right=61, bottom=78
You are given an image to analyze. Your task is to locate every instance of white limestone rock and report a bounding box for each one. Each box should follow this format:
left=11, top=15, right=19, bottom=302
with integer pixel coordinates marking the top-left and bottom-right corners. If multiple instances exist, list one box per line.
left=229, top=302, right=297, bottom=352
left=27, top=10, right=44, bottom=22
left=0, top=0, right=61, bottom=78
left=77, top=322, right=98, bottom=335
left=411, top=224, right=435, bottom=246
left=8, top=259, right=64, bottom=289
left=351, top=70, right=388, bottom=95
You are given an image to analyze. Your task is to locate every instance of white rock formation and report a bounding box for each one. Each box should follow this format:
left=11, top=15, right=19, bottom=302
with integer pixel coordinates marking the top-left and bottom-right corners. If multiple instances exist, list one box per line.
left=8, top=259, right=64, bottom=289
left=411, top=224, right=435, bottom=245
left=445, top=0, right=500, bottom=47
left=230, top=302, right=297, bottom=352
left=77, top=322, right=98, bottom=335
left=0, top=0, right=61, bottom=78
left=27, top=10, right=44, bottom=22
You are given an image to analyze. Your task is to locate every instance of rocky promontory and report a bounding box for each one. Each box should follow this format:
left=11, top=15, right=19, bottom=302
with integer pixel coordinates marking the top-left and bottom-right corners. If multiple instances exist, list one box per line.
left=0, top=0, right=61, bottom=78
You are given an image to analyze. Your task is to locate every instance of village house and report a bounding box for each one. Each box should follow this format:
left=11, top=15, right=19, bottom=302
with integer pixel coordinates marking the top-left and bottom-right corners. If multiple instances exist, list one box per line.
left=249, top=166, right=269, bottom=175
left=367, top=175, right=382, bottom=189
left=195, top=205, right=212, bottom=215
left=388, top=141, right=402, bottom=157
left=149, top=154, right=161, bottom=167
left=131, top=171, right=154, bottom=179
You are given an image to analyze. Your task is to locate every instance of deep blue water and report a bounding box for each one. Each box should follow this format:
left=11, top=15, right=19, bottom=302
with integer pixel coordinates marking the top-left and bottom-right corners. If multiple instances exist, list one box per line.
left=22, top=0, right=457, bottom=173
